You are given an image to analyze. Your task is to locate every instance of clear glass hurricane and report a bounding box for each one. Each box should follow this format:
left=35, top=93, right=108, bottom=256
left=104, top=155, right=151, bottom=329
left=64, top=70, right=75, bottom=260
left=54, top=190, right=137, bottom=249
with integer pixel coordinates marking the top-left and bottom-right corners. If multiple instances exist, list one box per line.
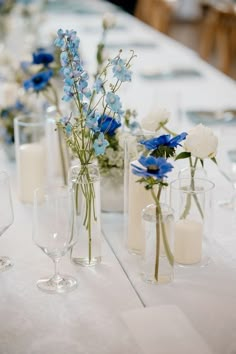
left=218, top=149, right=236, bottom=210
left=218, top=128, right=236, bottom=210
left=33, top=186, right=78, bottom=294
left=0, top=171, right=14, bottom=272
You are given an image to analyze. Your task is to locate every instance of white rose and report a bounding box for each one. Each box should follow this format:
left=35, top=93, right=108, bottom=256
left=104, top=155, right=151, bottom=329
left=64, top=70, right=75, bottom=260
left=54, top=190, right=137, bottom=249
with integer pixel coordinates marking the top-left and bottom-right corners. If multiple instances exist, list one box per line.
left=141, top=105, right=170, bottom=131
left=102, top=12, right=116, bottom=30
left=184, top=124, right=218, bottom=159
left=0, top=82, right=21, bottom=107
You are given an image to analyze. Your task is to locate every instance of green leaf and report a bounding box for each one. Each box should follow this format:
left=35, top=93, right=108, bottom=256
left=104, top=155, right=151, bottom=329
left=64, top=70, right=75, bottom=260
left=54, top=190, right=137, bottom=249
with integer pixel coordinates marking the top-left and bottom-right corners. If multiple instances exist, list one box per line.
left=175, top=152, right=191, bottom=161
left=200, top=159, right=204, bottom=167
left=211, top=156, right=217, bottom=165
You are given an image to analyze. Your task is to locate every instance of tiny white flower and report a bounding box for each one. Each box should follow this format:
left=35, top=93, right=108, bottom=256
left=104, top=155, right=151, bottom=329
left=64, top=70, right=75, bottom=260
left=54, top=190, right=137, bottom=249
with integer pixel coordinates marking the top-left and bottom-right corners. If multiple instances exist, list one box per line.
left=102, top=12, right=116, bottom=30
left=184, top=124, right=218, bottom=159
left=141, top=105, right=170, bottom=132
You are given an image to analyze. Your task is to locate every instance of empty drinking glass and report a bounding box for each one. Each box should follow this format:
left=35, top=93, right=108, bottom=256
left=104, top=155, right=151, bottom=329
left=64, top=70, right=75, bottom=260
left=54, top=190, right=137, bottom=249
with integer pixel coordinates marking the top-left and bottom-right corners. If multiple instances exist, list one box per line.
left=0, top=171, right=14, bottom=272
left=33, top=186, right=78, bottom=293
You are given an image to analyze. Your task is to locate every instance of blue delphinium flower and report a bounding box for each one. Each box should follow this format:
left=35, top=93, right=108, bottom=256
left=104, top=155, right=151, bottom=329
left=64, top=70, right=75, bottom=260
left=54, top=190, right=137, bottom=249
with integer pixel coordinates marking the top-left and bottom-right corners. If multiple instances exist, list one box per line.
left=111, top=57, right=132, bottom=82
left=140, top=133, right=187, bottom=150
left=105, top=92, right=122, bottom=113
left=32, top=49, right=54, bottom=66
left=98, top=115, right=121, bottom=136
left=85, top=111, right=100, bottom=132
left=24, top=70, right=53, bottom=92
left=93, top=77, right=104, bottom=94
left=132, top=156, right=173, bottom=179
left=93, top=132, right=109, bottom=156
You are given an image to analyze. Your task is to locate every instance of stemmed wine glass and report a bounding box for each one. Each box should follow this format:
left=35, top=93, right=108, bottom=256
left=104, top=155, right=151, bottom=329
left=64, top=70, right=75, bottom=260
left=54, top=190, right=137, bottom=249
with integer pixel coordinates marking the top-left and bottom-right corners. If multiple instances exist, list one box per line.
left=33, top=186, right=78, bottom=294
left=0, top=171, right=14, bottom=272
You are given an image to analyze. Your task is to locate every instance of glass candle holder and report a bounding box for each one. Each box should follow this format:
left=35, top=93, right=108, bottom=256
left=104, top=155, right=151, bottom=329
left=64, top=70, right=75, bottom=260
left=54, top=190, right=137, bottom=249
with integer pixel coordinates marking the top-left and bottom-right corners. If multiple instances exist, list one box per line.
left=14, top=114, right=46, bottom=203
left=170, top=178, right=215, bottom=266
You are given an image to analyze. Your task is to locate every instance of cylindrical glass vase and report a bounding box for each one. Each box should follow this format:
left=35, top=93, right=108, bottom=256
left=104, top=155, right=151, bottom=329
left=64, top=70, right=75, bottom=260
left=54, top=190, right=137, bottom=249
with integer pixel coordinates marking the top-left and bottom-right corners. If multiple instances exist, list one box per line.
left=45, top=114, right=70, bottom=187
left=14, top=114, right=46, bottom=203
left=69, top=163, right=101, bottom=266
left=141, top=203, right=174, bottom=284
left=124, top=131, right=165, bottom=255
left=101, top=168, right=124, bottom=213
left=170, top=178, right=215, bottom=266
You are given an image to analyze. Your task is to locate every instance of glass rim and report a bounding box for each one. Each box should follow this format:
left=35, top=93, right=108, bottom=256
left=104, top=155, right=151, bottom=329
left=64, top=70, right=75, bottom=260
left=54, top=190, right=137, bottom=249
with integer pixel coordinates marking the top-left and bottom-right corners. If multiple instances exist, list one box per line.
left=170, top=177, right=215, bottom=193
left=142, top=202, right=174, bottom=216
left=14, top=114, right=45, bottom=127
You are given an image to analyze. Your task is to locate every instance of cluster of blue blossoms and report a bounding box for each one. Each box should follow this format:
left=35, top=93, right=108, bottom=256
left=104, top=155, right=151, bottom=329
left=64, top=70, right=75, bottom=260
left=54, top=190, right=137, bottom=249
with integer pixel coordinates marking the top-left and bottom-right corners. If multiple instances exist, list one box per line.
left=132, top=133, right=187, bottom=182
left=55, top=29, right=133, bottom=157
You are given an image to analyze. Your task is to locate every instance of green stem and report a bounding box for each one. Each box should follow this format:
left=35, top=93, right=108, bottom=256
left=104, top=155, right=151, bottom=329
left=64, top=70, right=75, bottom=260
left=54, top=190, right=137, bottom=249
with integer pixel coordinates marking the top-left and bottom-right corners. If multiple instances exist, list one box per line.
left=151, top=187, right=174, bottom=281
left=180, top=157, right=204, bottom=219
left=160, top=123, right=177, bottom=136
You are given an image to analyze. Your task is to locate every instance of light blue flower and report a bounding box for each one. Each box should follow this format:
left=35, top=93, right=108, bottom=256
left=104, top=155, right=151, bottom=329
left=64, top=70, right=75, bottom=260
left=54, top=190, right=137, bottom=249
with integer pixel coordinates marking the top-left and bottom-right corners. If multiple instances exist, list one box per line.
left=85, top=111, right=100, bottom=132
left=93, top=133, right=109, bottom=156
left=93, top=77, right=104, bottom=94
left=60, top=52, right=69, bottom=67
left=112, top=58, right=132, bottom=82
left=105, top=92, right=122, bottom=113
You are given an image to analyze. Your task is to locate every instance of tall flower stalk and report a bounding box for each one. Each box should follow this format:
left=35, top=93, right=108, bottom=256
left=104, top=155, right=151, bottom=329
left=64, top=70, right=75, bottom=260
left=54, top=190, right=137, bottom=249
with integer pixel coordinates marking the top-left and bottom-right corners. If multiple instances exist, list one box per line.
left=54, top=29, right=135, bottom=264
left=132, top=133, right=187, bottom=281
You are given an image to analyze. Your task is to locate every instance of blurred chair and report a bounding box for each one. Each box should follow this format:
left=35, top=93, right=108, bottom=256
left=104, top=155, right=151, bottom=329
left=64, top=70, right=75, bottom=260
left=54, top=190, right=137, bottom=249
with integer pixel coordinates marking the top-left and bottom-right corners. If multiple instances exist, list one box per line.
left=135, top=0, right=176, bottom=34
left=200, top=2, right=236, bottom=74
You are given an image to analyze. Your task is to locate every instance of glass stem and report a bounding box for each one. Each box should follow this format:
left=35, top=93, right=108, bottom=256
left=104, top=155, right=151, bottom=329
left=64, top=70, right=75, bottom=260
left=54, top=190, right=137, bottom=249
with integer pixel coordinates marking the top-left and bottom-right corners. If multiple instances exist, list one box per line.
left=52, top=258, right=62, bottom=283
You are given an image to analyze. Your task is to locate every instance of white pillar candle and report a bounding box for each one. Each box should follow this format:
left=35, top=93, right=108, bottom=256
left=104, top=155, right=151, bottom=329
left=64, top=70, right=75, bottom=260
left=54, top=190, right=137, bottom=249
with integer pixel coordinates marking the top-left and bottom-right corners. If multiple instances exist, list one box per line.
left=18, top=143, right=46, bottom=203
left=174, top=219, right=203, bottom=264
left=127, top=161, right=154, bottom=254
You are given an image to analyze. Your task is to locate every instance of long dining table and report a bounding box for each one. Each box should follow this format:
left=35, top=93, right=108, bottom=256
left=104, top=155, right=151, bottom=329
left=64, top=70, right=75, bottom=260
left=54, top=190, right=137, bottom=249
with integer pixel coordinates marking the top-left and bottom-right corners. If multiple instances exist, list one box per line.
left=0, top=1, right=236, bottom=353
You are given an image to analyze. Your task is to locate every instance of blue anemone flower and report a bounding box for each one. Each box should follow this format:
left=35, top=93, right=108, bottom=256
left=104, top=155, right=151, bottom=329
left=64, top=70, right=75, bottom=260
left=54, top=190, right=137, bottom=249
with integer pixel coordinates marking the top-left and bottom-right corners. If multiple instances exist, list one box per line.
left=140, top=133, right=187, bottom=150
left=98, top=115, right=121, bottom=136
left=32, top=50, right=54, bottom=66
left=132, top=156, right=173, bottom=179
left=23, top=70, right=53, bottom=92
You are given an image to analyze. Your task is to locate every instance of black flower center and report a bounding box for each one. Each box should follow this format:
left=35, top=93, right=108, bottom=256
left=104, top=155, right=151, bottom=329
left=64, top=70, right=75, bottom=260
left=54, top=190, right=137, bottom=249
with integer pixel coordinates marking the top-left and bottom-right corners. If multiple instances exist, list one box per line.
left=147, top=164, right=159, bottom=172
left=33, top=77, right=43, bottom=84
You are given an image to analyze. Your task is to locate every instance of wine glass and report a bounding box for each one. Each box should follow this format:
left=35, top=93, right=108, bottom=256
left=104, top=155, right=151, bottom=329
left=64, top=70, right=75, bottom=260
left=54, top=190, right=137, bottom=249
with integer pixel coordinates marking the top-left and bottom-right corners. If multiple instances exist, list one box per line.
left=33, top=186, right=78, bottom=294
left=0, top=171, right=14, bottom=272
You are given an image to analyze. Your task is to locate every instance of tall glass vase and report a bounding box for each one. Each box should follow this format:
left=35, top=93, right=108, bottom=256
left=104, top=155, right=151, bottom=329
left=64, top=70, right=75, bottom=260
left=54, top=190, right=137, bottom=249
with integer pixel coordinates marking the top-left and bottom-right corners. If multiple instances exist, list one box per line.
left=69, top=163, right=101, bottom=267
left=141, top=203, right=174, bottom=284
left=124, top=131, right=163, bottom=255
left=170, top=178, right=215, bottom=266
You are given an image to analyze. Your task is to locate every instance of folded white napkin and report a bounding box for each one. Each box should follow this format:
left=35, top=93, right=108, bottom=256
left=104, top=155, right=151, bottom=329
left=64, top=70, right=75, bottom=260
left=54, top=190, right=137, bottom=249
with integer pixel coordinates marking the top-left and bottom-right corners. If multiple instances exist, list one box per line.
left=121, top=305, right=213, bottom=354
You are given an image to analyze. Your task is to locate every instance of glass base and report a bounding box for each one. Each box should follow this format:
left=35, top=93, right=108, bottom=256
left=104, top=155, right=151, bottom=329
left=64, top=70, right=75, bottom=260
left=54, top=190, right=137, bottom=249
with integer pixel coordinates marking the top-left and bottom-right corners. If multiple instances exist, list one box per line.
left=142, top=273, right=173, bottom=284
left=71, top=256, right=101, bottom=267
left=0, top=256, right=13, bottom=272
left=218, top=199, right=236, bottom=210
left=175, top=256, right=210, bottom=268
left=36, top=274, right=77, bottom=294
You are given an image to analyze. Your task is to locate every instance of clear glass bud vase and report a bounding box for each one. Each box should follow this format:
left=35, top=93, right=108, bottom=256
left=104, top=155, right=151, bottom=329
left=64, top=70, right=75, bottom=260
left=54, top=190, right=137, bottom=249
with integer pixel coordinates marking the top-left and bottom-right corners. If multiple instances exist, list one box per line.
left=69, top=163, right=101, bottom=266
left=124, top=131, right=155, bottom=255
left=141, top=203, right=174, bottom=284
left=170, top=178, right=215, bottom=266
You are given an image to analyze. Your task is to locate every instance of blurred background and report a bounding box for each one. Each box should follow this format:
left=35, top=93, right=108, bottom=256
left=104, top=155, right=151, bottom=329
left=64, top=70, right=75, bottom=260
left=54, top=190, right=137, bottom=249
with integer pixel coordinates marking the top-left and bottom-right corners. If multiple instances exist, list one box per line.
left=107, top=0, right=236, bottom=79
